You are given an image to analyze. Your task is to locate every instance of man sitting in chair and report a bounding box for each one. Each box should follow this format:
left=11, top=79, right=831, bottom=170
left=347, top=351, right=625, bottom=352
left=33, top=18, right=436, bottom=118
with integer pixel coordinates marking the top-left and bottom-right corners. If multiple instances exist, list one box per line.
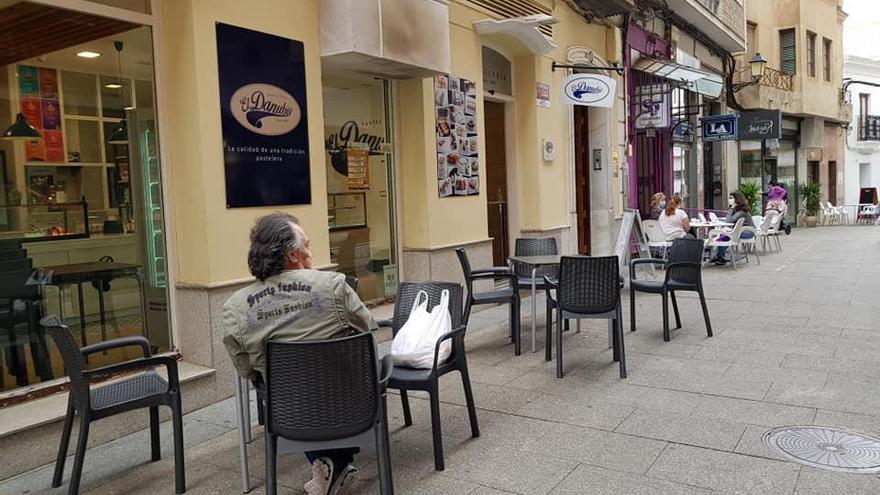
left=223, top=212, right=376, bottom=495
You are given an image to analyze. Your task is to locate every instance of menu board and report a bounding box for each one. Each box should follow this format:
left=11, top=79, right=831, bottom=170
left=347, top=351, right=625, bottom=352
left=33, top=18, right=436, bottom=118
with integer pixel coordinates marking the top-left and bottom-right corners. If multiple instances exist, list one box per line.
left=435, top=74, right=479, bottom=197
left=18, top=65, right=63, bottom=162
left=346, top=148, right=369, bottom=190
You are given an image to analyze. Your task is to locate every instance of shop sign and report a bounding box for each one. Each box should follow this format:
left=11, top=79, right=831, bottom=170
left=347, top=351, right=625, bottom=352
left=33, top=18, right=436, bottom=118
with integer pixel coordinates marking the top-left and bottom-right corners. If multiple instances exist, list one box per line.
left=701, top=114, right=738, bottom=142
left=217, top=23, right=311, bottom=208
left=537, top=82, right=550, bottom=108
left=561, top=74, right=616, bottom=108
left=482, top=46, right=512, bottom=96
left=738, top=110, right=781, bottom=141
left=634, top=84, right=669, bottom=129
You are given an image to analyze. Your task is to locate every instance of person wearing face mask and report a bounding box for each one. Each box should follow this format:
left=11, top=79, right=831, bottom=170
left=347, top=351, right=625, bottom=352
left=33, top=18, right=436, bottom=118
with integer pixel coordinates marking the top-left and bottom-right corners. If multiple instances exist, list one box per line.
left=649, top=192, right=667, bottom=220
left=710, top=191, right=755, bottom=265
left=659, top=195, right=693, bottom=239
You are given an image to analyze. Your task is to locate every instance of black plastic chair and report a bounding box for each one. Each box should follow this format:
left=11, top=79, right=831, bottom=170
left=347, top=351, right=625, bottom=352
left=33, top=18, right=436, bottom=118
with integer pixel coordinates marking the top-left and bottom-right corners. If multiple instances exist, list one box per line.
left=455, top=248, right=521, bottom=355
left=264, top=332, right=394, bottom=495
left=544, top=256, right=626, bottom=378
left=378, top=281, right=478, bottom=471
left=510, top=237, right=559, bottom=290
left=0, top=267, right=52, bottom=387
left=630, top=238, right=713, bottom=342
left=41, top=315, right=184, bottom=495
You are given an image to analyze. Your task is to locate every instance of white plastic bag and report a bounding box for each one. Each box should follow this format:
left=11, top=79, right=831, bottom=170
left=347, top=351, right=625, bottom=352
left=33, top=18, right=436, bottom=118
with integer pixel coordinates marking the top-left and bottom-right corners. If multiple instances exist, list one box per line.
left=390, top=290, right=452, bottom=369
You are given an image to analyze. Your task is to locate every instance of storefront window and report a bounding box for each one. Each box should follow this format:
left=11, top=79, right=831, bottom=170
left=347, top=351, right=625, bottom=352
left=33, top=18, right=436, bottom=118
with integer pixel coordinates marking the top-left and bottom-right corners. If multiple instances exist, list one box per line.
left=323, top=79, right=398, bottom=302
left=0, top=15, right=169, bottom=392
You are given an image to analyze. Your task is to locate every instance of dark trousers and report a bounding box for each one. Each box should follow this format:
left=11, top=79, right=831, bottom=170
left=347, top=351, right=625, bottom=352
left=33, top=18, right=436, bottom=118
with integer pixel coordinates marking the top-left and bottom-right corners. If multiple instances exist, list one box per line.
left=305, top=448, right=360, bottom=469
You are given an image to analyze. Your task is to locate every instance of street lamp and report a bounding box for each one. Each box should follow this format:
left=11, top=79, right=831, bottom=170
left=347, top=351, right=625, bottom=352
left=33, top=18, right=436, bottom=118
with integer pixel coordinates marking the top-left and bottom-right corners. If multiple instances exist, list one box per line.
left=749, top=53, right=767, bottom=80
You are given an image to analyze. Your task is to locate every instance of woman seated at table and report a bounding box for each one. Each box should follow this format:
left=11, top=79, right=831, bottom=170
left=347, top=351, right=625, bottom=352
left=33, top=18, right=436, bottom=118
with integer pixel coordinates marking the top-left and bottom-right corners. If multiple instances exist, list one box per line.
left=659, top=195, right=693, bottom=239
left=648, top=192, right=667, bottom=220
left=710, top=190, right=755, bottom=265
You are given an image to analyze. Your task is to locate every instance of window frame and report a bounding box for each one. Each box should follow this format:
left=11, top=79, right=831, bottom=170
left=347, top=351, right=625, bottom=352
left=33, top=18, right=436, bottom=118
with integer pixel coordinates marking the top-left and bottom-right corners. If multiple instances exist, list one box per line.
left=779, top=28, right=797, bottom=76
left=806, top=31, right=816, bottom=78
left=822, top=37, right=832, bottom=82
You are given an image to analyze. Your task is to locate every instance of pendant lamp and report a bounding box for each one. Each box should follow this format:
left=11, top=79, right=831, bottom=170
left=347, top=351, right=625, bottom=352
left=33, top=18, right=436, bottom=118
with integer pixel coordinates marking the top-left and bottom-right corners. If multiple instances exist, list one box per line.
left=2, top=113, right=41, bottom=140
left=106, top=40, right=129, bottom=144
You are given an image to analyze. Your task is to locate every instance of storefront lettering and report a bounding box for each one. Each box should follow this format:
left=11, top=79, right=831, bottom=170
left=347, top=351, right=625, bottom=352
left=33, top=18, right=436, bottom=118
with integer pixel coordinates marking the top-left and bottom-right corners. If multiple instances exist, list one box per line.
left=326, top=120, right=385, bottom=153
left=747, top=119, right=774, bottom=135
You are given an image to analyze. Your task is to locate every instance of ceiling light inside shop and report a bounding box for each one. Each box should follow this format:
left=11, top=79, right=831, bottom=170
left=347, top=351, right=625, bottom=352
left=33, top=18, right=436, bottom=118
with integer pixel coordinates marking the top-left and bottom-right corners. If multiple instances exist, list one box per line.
left=105, top=83, right=123, bottom=89
left=77, top=51, right=101, bottom=58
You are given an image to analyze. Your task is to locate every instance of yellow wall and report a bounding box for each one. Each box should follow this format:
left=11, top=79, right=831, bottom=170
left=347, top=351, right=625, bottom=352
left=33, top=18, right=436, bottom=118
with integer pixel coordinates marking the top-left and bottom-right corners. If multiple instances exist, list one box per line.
left=159, top=0, right=330, bottom=285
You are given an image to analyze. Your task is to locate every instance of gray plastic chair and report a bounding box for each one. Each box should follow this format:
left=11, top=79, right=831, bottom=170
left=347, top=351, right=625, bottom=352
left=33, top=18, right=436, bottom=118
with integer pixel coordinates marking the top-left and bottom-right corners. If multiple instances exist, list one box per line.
left=41, top=315, right=184, bottom=495
left=264, top=332, right=394, bottom=495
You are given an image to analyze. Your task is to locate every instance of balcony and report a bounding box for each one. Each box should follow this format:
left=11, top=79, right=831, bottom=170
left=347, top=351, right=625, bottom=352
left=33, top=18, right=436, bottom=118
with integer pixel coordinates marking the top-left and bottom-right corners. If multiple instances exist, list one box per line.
left=735, top=66, right=794, bottom=92
left=858, top=116, right=880, bottom=141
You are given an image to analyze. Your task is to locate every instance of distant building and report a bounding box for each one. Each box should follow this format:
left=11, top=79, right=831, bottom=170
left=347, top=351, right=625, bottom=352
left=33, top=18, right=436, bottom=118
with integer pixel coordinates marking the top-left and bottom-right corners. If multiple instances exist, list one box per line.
left=844, top=55, right=880, bottom=205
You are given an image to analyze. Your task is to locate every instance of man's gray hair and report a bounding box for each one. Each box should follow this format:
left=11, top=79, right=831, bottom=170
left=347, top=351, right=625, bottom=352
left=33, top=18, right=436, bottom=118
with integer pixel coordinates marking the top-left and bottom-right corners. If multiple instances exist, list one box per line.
left=247, top=212, right=302, bottom=281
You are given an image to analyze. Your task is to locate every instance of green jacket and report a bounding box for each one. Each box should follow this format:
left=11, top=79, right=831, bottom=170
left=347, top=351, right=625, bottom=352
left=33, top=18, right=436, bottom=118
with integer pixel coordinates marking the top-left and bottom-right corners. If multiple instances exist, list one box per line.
left=222, top=269, right=376, bottom=380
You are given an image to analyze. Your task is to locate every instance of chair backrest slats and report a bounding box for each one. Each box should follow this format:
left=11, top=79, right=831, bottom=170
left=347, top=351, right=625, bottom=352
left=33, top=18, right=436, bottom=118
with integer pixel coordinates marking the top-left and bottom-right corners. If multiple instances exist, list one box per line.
left=392, top=281, right=463, bottom=336
left=557, top=256, right=619, bottom=314
left=265, top=332, right=380, bottom=441
left=513, top=238, right=558, bottom=278
left=666, top=238, right=704, bottom=286
left=41, top=316, right=90, bottom=411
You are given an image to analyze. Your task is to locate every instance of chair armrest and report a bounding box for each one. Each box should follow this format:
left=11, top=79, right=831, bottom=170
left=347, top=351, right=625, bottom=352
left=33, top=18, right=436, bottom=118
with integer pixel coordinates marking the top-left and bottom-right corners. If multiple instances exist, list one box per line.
left=83, top=355, right=180, bottom=389
left=432, top=325, right=467, bottom=370
left=81, top=336, right=152, bottom=358
left=470, top=271, right=516, bottom=282
left=543, top=275, right=558, bottom=289
left=472, top=266, right=512, bottom=275
left=379, top=354, right=394, bottom=389
left=375, top=319, right=393, bottom=330
left=629, top=258, right=665, bottom=280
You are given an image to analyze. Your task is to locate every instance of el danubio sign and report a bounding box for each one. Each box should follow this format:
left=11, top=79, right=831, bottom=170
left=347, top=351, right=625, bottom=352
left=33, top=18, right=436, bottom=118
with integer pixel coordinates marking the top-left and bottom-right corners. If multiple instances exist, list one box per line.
left=561, top=74, right=616, bottom=108
left=217, top=23, right=311, bottom=208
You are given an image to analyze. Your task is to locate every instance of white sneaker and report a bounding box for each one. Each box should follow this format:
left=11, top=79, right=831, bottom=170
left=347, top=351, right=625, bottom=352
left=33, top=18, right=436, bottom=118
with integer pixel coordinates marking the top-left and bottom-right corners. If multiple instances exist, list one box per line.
left=329, top=464, right=358, bottom=495
left=304, top=457, right=334, bottom=495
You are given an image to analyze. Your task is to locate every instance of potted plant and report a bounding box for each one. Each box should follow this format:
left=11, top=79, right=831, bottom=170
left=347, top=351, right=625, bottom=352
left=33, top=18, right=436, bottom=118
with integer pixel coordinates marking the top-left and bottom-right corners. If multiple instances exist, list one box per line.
left=738, top=182, right=762, bottom=215
left=799, top=181, right=822, bottom=227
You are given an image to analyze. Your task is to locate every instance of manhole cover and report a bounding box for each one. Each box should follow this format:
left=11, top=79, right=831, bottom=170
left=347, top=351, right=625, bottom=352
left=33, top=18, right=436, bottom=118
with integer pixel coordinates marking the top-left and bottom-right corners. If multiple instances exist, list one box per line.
left=763, top=426, right=880, bottom=473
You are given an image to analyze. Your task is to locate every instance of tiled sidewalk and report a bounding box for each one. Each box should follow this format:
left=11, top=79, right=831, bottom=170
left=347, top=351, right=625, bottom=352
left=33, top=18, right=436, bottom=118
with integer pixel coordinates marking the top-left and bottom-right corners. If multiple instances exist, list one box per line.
left=4, top=226, right=880, bottom=494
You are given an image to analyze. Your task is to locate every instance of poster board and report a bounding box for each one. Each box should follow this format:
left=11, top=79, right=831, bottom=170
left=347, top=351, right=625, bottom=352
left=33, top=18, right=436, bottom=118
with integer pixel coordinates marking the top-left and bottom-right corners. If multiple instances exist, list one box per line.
left=615, top=209, right=652, bottom=280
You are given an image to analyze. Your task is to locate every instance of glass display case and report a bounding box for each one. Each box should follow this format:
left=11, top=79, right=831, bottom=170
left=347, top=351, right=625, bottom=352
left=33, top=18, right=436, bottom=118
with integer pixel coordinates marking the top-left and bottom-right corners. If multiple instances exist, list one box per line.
left=0, top=199, right=90, bottom=242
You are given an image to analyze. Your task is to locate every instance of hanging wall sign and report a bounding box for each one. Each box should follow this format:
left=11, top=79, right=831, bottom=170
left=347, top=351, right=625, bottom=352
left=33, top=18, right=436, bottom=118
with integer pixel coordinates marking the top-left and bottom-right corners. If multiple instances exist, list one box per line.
left=561, top=74, right=616, bottom=108
left=634, top=84, right=670, bottom=129
left=701, top=114, right=738, bottom=142
left=738, top=110, right=781, bottom=141
left=216, top=23, right=311, bottom=208
left=435, top=74, right=479, bottom=197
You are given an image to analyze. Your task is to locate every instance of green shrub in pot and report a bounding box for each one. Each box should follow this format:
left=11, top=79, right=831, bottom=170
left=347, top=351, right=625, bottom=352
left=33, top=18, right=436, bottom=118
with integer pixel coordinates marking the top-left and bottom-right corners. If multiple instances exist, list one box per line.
left=799, top=181, right=822, bottom=226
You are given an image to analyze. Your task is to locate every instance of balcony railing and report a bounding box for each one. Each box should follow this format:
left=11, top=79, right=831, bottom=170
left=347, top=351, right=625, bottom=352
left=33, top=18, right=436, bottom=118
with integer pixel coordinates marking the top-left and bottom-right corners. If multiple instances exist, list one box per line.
left=735, top=66, right=794, bottom=92
left=858, top=115, right=880, bottom=141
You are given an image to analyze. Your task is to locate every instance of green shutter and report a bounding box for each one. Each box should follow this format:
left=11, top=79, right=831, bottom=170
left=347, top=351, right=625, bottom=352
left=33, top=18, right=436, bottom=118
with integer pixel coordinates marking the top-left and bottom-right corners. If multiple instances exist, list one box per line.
left=780, top=29, right=796, bottom=75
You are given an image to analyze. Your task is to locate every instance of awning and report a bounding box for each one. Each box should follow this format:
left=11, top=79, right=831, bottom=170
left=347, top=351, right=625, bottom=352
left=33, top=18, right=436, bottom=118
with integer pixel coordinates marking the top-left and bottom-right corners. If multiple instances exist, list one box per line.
left=632, top=56, right=724, bottom=99
left=473, top=14, right=558, bottom=55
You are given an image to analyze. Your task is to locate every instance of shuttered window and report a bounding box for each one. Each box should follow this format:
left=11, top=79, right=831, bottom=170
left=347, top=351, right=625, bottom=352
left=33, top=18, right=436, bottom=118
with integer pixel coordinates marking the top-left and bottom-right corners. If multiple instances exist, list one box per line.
left=780, top=29, right=796, bottom=75
left=806, top=31, right=816, bottom=77
left=823, top=38, right=832, bottom=81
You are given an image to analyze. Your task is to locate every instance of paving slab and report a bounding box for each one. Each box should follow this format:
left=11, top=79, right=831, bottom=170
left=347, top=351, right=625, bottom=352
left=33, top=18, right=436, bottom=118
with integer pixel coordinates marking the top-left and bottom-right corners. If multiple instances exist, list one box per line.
left=615, top=408, right=746, bottom=451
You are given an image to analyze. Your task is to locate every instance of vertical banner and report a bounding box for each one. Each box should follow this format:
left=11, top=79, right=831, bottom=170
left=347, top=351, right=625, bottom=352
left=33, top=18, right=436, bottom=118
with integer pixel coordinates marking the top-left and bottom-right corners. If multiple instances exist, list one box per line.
left=17, top=66, right=63, bottom=162
left=435, top=74, right=479, bottom=197
left=216, top=23, right=311, bottom=207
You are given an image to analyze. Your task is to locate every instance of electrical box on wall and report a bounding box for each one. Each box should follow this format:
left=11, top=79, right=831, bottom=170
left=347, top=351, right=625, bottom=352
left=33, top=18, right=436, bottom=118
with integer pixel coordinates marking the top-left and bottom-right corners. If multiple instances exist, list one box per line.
left=542, top=139, right=556, bottom=161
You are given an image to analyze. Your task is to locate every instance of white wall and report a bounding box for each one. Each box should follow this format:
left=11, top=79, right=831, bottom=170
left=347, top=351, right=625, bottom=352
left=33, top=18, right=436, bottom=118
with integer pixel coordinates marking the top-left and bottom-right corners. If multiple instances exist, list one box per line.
left=844, top=56, right=880, bottom=204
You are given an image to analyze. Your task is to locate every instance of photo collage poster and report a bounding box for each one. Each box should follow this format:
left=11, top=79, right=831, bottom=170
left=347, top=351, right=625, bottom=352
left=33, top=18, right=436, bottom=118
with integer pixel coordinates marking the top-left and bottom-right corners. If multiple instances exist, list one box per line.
left=435, top=74, right=479, bottom=197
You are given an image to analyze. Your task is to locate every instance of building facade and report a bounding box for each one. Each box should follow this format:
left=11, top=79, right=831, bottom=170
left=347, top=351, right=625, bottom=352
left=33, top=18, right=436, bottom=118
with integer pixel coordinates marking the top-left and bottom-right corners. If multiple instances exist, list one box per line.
left=0, top=0, right=636, bottom=477
left=734, top=0, right=850, bottom=220
left=843, top=55, right=880, bottom=205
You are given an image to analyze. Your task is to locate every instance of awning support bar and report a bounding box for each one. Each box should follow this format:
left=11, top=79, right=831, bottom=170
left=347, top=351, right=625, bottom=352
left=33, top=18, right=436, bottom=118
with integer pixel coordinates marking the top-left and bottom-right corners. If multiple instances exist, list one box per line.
left=551, top=62, right=624, bottom=74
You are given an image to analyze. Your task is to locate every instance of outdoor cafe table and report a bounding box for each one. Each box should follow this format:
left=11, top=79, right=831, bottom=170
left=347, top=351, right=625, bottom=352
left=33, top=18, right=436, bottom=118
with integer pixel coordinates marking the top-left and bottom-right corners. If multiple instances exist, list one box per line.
left=508, top=254, right=561, bottom=353
left=689, top=220, right=733, bottom=238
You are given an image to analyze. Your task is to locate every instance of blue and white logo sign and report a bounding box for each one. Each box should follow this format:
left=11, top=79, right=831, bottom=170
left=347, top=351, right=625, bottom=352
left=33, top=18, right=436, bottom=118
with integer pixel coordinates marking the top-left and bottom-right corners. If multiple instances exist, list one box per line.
left=230, top=84, right=302, bottom=136
left=701, top=114, right=738, bottom=142
left=561, top=74, right=616, bottom=108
